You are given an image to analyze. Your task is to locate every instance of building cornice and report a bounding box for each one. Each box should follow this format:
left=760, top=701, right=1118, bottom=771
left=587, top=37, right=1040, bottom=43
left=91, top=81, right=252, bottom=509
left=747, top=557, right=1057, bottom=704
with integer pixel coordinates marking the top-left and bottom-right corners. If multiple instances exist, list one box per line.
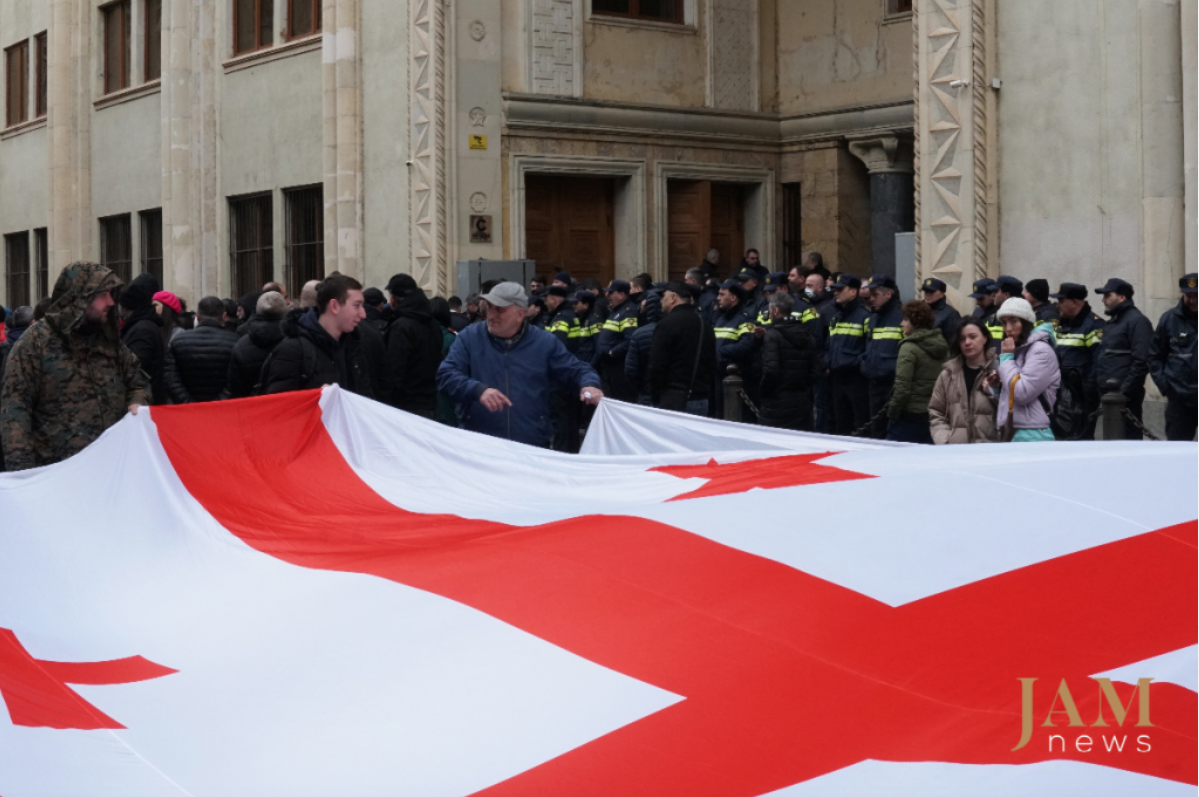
left=503, top=93, right=914, bottom=147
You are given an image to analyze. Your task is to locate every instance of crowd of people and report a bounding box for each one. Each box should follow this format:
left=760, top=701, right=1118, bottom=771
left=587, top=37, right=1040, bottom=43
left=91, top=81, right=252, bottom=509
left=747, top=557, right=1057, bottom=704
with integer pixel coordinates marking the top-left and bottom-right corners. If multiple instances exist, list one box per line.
left=0, top=252, right=1195, bottom=470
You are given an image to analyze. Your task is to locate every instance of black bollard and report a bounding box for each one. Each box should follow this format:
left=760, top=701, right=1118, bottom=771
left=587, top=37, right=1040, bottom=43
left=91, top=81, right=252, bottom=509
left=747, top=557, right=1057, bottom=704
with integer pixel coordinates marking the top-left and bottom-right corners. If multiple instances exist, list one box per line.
left=723, top=364, right=743, bottom=423
left=1100, top=378, right=1126, bottom=441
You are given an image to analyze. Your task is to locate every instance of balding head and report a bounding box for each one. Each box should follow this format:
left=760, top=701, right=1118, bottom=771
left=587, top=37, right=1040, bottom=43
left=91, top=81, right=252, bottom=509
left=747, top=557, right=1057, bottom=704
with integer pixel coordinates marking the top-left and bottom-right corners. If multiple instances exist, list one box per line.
left=256, top=290, right=287, bottom=320
left=299, top=280, right=321, bottom=309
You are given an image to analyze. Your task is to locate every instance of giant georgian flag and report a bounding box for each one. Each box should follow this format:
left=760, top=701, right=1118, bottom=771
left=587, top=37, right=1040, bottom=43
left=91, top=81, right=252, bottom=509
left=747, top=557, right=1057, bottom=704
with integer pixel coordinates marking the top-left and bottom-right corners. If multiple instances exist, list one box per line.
left=0, top=387, right=1194, bottom=796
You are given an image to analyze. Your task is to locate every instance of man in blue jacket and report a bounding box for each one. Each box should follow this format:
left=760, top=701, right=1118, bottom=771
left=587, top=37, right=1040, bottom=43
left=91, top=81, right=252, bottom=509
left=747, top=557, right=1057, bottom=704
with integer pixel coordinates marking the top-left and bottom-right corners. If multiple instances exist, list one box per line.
left=437, top=282, right=603, bottom=447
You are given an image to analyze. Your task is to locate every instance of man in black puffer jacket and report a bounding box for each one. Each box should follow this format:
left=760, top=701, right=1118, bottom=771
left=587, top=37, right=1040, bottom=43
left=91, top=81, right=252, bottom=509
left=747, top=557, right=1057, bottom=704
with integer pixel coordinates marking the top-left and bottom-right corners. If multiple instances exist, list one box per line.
left=758, top=292, right=821, bottom=430
left=624, top=287, right=664, bottom=404
left=378, top=274, right=443, bottom=418
left=263, top=275, right=373, bottom=397
left=119, top=273, right=165, bottom=403
left=224, top=291, right=287, bottom=398
left=163, top=296, right=239, bottom=403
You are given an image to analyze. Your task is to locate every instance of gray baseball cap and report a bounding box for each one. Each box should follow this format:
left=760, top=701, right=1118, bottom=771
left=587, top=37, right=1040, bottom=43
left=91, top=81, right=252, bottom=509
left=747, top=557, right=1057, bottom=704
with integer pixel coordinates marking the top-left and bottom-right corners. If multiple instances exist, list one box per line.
left=480, top=282, right=528, bottom=309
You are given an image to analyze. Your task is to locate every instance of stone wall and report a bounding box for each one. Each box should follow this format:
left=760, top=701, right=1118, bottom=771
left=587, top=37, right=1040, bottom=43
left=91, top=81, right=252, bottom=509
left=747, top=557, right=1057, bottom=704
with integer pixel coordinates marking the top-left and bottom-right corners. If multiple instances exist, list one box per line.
left=781, top=144, right=872, bottom=277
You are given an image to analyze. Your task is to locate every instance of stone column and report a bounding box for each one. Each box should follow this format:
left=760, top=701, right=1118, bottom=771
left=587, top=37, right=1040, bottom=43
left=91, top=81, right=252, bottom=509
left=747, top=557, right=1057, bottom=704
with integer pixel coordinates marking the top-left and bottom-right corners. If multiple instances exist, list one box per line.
left=409, top=0, right=448, bottom=293
left=161, top=0, right=219, bottom=298
left=1184, top=0, right=1198, bottom=277
left=1139, top=0, right=1185, bottom=308
left=913, top=0, right=993, bottom=311
left=847, top=135, right=914, bottom=281
left=48, top=0, right=92, bottom=266
left=322, top=0, right=364, bottom=282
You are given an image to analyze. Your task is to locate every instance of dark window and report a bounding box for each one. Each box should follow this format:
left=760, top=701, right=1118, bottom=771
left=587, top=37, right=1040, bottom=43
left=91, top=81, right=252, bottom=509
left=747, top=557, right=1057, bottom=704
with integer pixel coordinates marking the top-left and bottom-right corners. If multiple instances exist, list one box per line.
left=100, top=214, right=133, bottom=284
left=5, top=231, right=30, bottom=308
left=782, top=182, right=802, bottom=270
left=288, top=0, right=321, bottom=39
left=591, top=0, right=682, bottom=23
left=140, top=209, right=163, bottom=286
left=34, top=227, right=48, bottom=301
left=895, top=0, right=913, bottom=12
left=229, top=193, right=273, bottom=299
left=145, top=0, right=162, bottom=81
left=102, top=0, right=131, bottom=94
left=284, top=185, right=323, bottom=296
left=34, top=33, right=46, bottom=117
left=234, top=0, right=275, bottom=55
left=5, top=40, right=28, bottom=127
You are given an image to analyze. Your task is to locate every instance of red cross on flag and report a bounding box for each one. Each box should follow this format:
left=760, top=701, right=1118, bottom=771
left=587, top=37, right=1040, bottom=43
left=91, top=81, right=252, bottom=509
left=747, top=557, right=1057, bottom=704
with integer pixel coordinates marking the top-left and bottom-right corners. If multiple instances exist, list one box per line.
left=0, top=388, right=1194, bottom=796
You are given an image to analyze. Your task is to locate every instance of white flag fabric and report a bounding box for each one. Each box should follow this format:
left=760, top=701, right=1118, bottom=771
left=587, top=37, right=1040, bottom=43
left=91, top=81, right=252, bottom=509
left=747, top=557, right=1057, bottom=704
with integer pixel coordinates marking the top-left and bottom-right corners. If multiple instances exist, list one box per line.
left=0, top=386, right=1194, bottom=796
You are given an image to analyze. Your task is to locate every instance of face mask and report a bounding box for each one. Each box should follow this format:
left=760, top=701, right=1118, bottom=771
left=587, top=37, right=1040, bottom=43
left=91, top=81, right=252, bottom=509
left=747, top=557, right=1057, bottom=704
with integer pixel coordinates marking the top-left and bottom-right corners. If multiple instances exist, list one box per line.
left=804, top=289, right=816, bottom=300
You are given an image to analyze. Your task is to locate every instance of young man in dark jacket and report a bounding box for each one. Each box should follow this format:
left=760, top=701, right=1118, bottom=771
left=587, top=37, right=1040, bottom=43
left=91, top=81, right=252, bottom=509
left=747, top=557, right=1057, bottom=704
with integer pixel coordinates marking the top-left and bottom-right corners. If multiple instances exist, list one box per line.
left=378, top=274, right=443, bottom=419
left=163, top=296, right=239, bottom=403
left=436, top=282, right=602, bottom=447
left=263, top=275, right=373, bottom=398
left=224, top=291, right=286, bottom=399
left=1150, top=273, right=1197, bottom=441
left=1093, top=278, right=1155, bottom=439
left=920, top=277, right=961, bottom=343
left=118, top=273, right=165, bottom=403
left=758, top=292, right=820, bottom=430
left=649, top=282, right=716, bottom=415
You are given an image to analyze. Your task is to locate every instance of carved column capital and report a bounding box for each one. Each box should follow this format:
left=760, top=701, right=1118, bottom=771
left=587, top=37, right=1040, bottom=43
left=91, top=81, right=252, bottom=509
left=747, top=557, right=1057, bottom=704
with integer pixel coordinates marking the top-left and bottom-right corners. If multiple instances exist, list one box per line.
left=846, top=134, right=914, bottom=175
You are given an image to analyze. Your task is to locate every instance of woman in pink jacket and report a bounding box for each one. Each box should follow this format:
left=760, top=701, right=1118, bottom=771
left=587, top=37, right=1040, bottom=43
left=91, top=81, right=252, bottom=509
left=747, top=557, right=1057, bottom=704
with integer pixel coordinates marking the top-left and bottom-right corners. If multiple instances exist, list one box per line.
left=994, top=298, right=1061, bottom=442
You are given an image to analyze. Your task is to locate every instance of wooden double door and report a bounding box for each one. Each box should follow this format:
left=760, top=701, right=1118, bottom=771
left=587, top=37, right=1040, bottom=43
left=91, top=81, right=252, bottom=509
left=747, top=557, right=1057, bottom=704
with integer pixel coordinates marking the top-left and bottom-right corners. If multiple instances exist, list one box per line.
left=667, top=180, right=745, bottom=281
left=524, top=174, right=615, bottom=286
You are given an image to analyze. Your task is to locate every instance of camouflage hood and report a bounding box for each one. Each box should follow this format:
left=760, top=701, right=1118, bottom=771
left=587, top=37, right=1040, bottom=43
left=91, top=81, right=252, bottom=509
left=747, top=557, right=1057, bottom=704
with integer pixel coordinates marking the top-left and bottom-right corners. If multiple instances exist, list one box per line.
left=44, top=261, right=124, bottom=340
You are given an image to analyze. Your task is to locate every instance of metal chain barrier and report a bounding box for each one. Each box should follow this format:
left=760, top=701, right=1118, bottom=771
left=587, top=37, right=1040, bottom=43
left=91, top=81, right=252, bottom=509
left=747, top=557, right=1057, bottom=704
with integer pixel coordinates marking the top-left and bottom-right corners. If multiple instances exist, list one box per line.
left=736, top=388, right=761, bottom=420
left=1121, top=408, right=1162, bottom=441
left=849, top=406, right=889, bottom=438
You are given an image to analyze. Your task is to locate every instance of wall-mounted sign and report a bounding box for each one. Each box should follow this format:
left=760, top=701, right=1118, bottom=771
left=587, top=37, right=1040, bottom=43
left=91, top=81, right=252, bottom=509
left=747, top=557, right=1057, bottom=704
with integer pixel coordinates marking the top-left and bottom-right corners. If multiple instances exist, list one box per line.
left=468, top=134, right=488, bottom=150
left=470, top=215, right=492, bottom=243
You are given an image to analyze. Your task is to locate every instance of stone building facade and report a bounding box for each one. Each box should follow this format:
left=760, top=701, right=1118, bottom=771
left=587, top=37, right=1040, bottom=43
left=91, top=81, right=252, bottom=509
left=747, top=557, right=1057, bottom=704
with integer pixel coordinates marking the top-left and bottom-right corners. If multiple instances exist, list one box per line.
left=0, top=0, right=1193, bottom=331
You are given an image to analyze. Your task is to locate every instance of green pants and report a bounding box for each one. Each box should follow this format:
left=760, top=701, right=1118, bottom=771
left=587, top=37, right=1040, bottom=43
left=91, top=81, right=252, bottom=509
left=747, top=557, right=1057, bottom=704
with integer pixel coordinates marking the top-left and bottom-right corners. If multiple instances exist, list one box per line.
left=1012, top=428, right=1056, bottom=443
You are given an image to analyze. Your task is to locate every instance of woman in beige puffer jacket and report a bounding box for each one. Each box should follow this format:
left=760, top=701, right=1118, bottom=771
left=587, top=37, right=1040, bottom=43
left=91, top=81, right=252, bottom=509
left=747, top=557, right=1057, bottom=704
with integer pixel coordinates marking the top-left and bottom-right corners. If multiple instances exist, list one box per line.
left=929, top=317, right=1000, bottom=444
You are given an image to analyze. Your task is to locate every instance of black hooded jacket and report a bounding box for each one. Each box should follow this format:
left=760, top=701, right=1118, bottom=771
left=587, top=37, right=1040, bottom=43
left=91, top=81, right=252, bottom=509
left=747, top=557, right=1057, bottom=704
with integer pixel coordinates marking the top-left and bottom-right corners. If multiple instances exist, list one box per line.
left=224, top=314, right=285, bottom=398
left=119, top=273, right=165, bottom=402
left=379, top=292, right=444, bottom=418
left=758, top=318, right=821, bottom=429
left=263, top=308, right=374, bottom=397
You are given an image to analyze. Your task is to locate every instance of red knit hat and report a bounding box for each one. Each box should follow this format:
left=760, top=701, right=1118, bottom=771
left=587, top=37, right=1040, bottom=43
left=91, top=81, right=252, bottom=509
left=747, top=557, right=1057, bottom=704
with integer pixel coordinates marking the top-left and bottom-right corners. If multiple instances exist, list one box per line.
left=153, top=290, right=182, bottom=315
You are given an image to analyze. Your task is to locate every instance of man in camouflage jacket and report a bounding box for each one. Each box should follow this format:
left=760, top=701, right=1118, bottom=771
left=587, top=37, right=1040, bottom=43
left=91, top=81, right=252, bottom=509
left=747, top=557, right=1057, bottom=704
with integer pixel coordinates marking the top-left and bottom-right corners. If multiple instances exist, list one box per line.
left=1, top=262, right=150, bottom=471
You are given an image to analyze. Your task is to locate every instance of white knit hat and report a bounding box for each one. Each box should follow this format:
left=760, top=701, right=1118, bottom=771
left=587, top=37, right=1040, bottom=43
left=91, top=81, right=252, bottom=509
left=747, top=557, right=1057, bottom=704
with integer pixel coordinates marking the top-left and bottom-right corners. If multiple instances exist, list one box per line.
left=996, top=297, right=1036, bottom=325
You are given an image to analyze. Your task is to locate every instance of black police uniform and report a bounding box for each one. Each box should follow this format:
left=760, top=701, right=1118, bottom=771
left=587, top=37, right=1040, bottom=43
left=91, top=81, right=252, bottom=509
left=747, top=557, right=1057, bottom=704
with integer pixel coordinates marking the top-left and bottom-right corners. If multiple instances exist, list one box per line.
left=1094, top=280, right=1155, bottom=440
left=861, top=288, right=903, bottom=439
left=1150, top=275, right=1198, bottom=441
left=1054, top=300, right=1105, bottom=440
left=826, top=295, right=871, bottom=435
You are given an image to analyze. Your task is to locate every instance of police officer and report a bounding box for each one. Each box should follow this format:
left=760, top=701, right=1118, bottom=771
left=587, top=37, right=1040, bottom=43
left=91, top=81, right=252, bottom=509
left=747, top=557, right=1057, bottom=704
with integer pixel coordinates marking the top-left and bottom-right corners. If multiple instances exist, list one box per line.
left=1149, top=273, right=1198, bottom=441
left=861, top=274, right=904, bottom=439
left=1093, top=277, right=1155, bottom=439
left=712, top=278, right=756, bottom=418
left=738, top=269, right=768, bottom=328
left=757, top=272, right=789, bottom=325
left=571, top=290, right=601, bottom=365
left=1051, top=282, right=1105, bottom=440
left=826, top=274, right=871, bottom=435
left=921, top=277, right=961, bottom=343
left=594, top=279, right=640, bottom=402
left=969, top=278, right=1002, bottom=345
left=1024, top=279, right=1060, bottom=325
left=544, top=285, right=579, bottom=354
